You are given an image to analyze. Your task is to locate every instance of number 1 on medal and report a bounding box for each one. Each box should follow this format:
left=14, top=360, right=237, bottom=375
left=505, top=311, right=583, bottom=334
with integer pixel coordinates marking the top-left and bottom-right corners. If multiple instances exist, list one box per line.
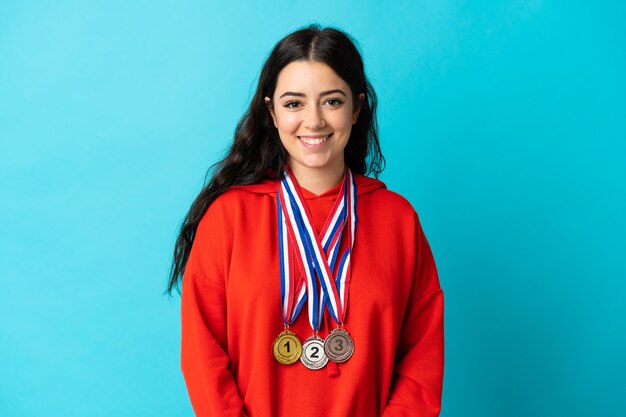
left=273, top=330, right=302, bottom=365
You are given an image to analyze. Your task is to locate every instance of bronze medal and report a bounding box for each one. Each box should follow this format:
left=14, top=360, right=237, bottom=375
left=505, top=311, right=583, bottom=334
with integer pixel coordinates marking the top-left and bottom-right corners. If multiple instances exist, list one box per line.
left=323, top=328, right=354, bottom=363
left=300, top=335, right=328, bottom=370
left=272, top=329, right=302, bottom=365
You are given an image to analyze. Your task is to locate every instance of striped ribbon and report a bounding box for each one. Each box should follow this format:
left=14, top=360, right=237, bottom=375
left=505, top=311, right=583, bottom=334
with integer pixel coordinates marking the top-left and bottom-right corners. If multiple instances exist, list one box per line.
left=276, top=166, right=357, bottom=329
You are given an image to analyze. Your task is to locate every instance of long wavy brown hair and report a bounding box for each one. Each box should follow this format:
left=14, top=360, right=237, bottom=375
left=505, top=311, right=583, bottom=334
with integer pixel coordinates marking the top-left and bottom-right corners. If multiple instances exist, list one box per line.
left=166, top=23, right=385, bottom=295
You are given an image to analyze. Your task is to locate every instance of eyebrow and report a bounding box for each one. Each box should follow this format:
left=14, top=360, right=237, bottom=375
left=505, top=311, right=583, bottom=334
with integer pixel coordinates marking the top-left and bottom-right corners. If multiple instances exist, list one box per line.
left=278, top=89, right=347, bottom=99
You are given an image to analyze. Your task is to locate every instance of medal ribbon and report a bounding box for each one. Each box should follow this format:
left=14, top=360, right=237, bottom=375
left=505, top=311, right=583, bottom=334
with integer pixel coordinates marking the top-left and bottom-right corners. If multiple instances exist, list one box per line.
left=278, top=190, right=319, bottom=329
left=278, top=181, right=344, bottom=330
left=277, top=195, right=298, bottom=327
left=277, top=166, right=357, bottom=326
left=280, top=173, right=348, bottom=330
left=290, top=172, right=349, bottom=325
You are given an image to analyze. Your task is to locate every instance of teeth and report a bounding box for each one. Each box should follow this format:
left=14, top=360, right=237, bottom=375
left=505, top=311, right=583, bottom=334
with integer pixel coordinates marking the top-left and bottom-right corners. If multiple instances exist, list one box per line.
left=300, top=135, right=329, bottom=145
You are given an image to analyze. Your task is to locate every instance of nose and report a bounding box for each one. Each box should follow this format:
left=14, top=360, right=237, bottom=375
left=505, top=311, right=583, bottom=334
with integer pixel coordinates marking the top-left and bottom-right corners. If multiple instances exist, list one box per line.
left=302, top=103, right=326, bottom=129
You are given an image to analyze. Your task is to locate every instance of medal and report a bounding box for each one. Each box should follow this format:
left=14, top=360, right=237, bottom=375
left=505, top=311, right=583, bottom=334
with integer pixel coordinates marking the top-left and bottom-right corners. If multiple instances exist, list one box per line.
left=283, top=183, right=346, bottom=370
left=324, top=328, right=354, bottom=363
left=277, top=167, right=358, bottom=364
left=272, top=329, right=302, bottom=365
left=300, top=335, right=328, bottom=370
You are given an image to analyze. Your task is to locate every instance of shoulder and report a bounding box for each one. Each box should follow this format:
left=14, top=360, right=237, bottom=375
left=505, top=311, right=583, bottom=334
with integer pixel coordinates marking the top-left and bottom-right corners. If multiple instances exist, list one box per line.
left=355, top=174, right=419, bottom=221
left=210, top=178, right=277, bottom=207
left=197, top=181, right=278, bottom=230
left=369, top=188, right=416, bottom=213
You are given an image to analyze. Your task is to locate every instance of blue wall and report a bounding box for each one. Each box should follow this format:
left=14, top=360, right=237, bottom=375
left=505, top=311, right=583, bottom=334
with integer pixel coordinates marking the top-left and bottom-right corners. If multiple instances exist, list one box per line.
left=1, top=1, right=624, bottom=416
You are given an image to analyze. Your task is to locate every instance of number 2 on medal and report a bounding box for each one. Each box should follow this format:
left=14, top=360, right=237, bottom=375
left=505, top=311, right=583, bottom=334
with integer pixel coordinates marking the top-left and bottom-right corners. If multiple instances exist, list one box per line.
left=334, top=338, right=344, bottom=352
left=283, top=340, right=291, bottom=353
left=311, top=346, right=319, bottom=359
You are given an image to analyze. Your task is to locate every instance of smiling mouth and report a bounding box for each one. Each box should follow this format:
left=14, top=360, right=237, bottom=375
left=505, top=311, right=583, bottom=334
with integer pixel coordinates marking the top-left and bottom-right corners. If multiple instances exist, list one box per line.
left=298, top=133, right=333, bottom=146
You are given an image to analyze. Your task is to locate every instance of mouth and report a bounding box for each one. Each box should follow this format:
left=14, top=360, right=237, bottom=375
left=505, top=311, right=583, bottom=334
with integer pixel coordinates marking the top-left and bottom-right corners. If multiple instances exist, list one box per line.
left=297, top=133, right=333, bottom=148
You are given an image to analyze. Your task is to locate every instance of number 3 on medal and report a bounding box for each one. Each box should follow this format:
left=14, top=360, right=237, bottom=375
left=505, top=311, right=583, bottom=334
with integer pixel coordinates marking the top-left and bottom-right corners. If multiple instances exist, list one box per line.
left=334, top=338, right=344, bottom=352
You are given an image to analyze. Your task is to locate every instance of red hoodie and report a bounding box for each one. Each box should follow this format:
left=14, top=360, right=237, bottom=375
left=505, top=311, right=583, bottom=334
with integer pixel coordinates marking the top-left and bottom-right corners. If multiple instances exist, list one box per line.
left=181, top=174, right=444, bottom=417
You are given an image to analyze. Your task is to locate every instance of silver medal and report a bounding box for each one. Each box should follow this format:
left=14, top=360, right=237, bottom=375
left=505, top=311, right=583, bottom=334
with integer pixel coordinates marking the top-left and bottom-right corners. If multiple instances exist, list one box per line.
left=300, top=335, right=328, bottom=370
left=323, top=328, right=354, bottom=363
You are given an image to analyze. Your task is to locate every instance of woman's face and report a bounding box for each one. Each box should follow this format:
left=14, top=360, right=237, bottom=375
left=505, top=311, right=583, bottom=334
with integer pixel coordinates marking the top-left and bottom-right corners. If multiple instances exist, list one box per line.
left=266, top=60, right=364, bottom=177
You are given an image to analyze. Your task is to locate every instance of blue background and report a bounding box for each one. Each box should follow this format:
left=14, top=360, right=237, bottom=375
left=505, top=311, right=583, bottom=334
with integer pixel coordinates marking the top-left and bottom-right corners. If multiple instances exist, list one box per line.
left=1, top=1, right=624, bottom=416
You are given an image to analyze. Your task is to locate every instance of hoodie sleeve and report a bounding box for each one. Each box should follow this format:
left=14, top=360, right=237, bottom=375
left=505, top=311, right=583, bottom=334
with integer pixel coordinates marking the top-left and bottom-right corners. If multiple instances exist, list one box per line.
left=382, top=212, right=445, bottom=417
left=180, top=197, right=248, bottom=417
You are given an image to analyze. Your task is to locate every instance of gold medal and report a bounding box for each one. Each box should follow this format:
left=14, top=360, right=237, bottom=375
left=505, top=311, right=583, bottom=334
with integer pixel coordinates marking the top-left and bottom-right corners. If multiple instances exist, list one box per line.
left=272, top=329, right=302, bottom=364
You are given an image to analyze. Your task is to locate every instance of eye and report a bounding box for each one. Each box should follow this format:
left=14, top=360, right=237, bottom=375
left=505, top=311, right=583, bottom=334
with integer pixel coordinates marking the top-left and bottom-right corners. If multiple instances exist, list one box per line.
left=284, top=100, right=302, bottom=109
left=325, top=98, right=344, bottom=106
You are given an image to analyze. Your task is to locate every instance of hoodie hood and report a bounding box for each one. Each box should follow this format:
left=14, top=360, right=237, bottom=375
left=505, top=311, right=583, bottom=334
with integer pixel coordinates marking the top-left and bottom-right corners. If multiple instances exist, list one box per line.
left=228, top=173, right=386, bottom=197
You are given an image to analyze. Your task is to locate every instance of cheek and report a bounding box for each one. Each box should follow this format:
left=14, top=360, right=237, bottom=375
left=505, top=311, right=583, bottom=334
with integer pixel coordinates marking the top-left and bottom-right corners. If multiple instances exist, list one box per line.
left=275, top=111, right=300, bottom=132
left=330, top=109, right=355, bottom=130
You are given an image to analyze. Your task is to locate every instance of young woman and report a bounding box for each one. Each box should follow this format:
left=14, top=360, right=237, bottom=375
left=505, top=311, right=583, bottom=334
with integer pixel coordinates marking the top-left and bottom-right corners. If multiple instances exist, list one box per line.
left=167, top=24, right=444, bottom=417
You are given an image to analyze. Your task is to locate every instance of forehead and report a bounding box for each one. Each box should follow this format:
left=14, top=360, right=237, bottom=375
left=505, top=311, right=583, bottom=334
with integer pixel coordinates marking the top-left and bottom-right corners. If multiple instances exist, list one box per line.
left=274, top=60, right=349, bottom=95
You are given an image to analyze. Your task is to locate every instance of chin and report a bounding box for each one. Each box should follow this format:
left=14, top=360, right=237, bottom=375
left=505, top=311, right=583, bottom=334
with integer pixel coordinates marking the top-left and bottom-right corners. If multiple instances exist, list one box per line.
left=297, top=157, right=333, bottom=170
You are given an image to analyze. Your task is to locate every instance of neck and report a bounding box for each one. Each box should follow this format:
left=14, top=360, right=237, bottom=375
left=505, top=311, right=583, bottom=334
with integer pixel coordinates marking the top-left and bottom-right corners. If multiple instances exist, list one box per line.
left=288, top=161, right=345, bottom=196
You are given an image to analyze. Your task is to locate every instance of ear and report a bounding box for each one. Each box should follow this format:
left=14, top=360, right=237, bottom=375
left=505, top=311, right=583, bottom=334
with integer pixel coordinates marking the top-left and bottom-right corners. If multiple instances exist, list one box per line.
left=265, top=96, right=277, bottom=127
left=352, top=93, right=365, bottom=124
